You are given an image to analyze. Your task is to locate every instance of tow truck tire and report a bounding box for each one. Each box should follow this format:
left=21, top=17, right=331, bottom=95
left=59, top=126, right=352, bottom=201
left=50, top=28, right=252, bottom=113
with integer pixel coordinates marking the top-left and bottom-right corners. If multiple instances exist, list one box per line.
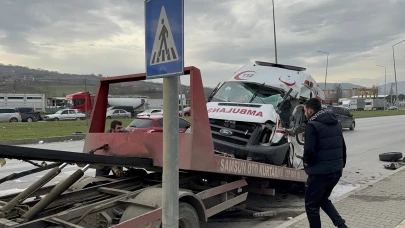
left=178, top=202, right=199, bottom=228
left=379, top=152, right=403, bottom=162
left=120, top=202, right=199, bottom=228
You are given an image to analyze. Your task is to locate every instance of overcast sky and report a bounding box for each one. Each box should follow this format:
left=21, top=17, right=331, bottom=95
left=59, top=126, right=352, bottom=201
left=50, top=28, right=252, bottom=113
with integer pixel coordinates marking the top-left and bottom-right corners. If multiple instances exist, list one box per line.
left=0, top=0, right=404, bottom=87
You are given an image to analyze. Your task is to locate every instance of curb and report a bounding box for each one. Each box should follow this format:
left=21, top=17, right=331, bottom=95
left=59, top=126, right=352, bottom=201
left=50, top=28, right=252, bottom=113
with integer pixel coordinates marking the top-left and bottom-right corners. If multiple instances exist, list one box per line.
left=0, top=134, right=86, bottom=146
left=355, top=114, right=405, bottom=119
left=395, top=219, right=405, bottom=228
left=275, top=164, right=405, bottom=228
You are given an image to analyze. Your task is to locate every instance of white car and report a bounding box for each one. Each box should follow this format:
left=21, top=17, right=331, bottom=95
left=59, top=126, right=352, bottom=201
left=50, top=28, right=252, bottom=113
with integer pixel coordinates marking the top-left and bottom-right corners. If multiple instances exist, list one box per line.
left=44, top=109, right=85, bottom=121
left=0, top=108, right=22, bottom=122
left=136, top=109, right=163, bottom=117
left=106, top=109, right=131, bottom=119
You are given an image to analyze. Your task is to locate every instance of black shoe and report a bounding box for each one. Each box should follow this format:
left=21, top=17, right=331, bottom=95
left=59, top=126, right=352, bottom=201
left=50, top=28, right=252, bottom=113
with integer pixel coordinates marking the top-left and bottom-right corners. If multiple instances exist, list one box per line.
left=338, top=224, right=348, bottom=228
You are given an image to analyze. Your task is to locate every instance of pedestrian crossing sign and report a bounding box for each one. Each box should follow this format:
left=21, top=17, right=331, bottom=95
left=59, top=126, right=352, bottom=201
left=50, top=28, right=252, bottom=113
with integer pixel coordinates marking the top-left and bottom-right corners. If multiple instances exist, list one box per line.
left=145, top=0, right=184, bottom=78
left=150, top=6, right=179, bottom=65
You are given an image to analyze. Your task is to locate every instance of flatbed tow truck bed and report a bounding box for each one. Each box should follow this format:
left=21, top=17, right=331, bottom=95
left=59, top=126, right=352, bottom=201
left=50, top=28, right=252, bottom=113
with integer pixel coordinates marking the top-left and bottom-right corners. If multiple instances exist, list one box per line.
left=0, top=67, right=307, bottom=228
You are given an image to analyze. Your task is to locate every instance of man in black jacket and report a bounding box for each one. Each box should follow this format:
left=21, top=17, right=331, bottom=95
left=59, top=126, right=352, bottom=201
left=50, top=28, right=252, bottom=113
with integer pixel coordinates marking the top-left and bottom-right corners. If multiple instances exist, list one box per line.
left=303, top=98, right=348, bottom=228
left=95, top=120, right=126, bottom=177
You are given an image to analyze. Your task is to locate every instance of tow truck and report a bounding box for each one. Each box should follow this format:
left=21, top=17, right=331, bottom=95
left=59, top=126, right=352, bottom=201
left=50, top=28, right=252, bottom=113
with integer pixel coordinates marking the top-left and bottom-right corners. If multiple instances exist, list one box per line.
left=0, top=65, right=318, bottom=228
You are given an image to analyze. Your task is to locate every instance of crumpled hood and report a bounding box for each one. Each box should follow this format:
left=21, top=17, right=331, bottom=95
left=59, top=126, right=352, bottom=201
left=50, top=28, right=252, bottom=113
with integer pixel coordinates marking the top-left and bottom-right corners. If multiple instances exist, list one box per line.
left=206, top=102, right=278, bottom=123
left=308, top=109, right=338, bottom=126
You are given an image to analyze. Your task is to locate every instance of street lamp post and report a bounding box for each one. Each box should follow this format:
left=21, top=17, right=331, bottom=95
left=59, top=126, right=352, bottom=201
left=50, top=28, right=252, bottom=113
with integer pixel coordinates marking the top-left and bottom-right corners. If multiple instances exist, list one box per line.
left=377, top=65, right=387, bottom=110
left=317, top=51, right=329, bottom=91
left=392, top=39, right=405, bottom=113
left=272, top=0, right=278, bottom=64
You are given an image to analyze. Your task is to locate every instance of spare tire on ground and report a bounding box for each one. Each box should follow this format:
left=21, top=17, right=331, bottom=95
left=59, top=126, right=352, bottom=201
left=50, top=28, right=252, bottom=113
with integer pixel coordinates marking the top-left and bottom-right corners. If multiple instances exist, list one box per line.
left=379, top=152, right=403, bottom=162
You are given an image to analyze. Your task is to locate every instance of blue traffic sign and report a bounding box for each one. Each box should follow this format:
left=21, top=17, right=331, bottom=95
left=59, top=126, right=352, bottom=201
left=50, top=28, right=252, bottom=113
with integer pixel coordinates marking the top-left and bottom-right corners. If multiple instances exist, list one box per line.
left=145, top=0, right=184, bottom=78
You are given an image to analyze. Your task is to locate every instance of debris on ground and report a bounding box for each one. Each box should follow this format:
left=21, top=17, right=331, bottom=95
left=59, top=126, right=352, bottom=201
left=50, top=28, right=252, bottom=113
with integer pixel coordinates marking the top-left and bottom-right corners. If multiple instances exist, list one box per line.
left=0, top=158, right=6, bottom=167
left=379, top=152, right=403, bottom=162
left=384, top=162, right=405, bottom=170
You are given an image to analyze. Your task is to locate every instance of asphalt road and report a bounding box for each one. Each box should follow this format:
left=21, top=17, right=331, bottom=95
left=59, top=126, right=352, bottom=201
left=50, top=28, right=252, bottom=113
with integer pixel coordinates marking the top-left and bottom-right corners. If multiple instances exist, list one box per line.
left=0, top=115, right=404, bottom=227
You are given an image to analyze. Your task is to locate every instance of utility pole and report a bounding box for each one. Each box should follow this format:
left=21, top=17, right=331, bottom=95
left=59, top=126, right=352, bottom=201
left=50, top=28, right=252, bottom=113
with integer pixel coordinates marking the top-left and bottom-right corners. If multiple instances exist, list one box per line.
left=392, top=39, right=405, bottom=113
left=272, top=0, right=278, bottom=64
left=317, top=51, right=329, bottom=91
left=377, top=65, right=387, bottom=110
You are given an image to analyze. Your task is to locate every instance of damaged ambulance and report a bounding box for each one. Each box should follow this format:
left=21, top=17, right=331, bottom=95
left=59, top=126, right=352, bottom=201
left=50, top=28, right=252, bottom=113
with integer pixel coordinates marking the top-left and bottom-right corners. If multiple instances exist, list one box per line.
left=206, top=61, right=325, bottom=169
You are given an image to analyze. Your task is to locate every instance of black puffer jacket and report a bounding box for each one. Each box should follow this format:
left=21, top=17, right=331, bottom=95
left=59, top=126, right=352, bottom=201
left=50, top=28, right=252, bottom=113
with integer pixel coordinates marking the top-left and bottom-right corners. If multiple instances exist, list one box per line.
left=303, top=109, right=347, bottom=175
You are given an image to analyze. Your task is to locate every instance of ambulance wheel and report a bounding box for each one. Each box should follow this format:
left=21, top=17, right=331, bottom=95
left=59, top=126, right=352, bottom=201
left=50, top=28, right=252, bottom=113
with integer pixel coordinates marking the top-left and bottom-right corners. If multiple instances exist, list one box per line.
left=287, top=148, right=294, bottom=168
left=379, top=152, right=403, bottom=162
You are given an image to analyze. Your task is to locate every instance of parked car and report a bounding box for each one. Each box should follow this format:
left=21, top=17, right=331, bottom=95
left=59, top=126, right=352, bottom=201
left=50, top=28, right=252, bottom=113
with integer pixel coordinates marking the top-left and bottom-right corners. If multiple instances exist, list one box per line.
left=15, top=107, right=41, bottom=122
left=106, top=109, right=131, bottom=119
left=125, top=115, right=191, bottom=133
left=388, top=105, right=398, bottom=110
left=326, top=106, right=355, bottom=130
left=0, top=108, right=22, bottom=122
left=136, top=109, right=163, bottom=117
left=44, top=109, right=86, bottom=121
left=107, top=106, right=135, bottom=117
left=179, top=106, right=191, bottom=116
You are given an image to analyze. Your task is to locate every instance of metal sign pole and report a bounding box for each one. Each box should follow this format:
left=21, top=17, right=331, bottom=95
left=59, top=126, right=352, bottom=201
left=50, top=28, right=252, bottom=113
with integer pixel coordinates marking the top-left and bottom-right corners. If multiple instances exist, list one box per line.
left=162, top=77, right=179, bottom=227
left=145, top=0, right=184, bottom=227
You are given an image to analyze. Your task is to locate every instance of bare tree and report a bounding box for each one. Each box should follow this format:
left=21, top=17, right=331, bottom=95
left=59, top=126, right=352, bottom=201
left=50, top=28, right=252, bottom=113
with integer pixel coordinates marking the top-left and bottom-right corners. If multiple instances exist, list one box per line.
left=333, top=83, right=343, bottom=103
left=370, top=84, right=379, bottom=98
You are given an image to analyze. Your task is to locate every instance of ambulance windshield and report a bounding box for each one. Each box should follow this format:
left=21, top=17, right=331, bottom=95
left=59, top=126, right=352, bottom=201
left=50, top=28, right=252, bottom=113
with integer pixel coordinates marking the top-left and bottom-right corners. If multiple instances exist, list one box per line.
left=211, top=81, right=283, bottom=107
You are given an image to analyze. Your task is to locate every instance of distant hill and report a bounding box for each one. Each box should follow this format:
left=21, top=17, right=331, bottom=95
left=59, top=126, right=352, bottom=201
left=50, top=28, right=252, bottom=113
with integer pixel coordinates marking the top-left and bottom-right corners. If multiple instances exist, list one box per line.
left=1, top=63, right=403, bottom=98
left=319, top=83, right=363, bottom=90
left=377, top=82, right=405, bottom=95
left=317, top=82, right=405, bottom=94
left=0, top=63, right=100, bottom=85
left=0, top=63, right=214, bottom=98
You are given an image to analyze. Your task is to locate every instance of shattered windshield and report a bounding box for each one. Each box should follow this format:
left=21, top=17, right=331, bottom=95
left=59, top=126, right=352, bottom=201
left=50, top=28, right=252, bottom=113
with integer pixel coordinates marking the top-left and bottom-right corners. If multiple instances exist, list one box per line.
left=211, top=81, right=283, bottom=107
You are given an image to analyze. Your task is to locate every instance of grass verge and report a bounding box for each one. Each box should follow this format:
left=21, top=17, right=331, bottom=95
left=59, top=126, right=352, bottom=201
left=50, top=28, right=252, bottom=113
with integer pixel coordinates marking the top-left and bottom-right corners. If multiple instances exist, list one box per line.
left=352, top=110, right=405, bottom=118
left=0, top=119, right=134, bottom=141
left=0, top=116, right=191, bottom=141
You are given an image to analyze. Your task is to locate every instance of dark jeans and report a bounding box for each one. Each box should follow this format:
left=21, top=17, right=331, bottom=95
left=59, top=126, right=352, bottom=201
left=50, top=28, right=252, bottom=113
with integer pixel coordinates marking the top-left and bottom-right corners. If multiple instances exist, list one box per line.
left=305, top=170, right=346, bottom=228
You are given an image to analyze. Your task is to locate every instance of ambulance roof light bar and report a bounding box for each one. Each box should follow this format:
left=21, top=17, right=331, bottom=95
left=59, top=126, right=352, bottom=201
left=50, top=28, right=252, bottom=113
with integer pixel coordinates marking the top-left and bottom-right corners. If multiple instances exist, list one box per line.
left=254, top=61, right=306, bottom=72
